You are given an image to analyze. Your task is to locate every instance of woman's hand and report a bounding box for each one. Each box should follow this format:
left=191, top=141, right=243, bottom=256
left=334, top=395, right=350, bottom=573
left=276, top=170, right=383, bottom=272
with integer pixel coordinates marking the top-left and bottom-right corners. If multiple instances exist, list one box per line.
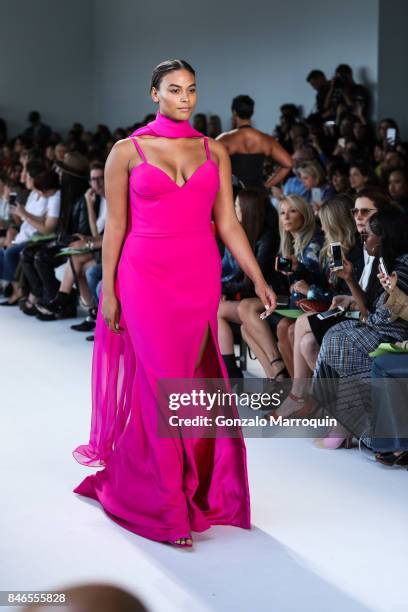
left=291, top=280, right=310, bottom=295
left=330, top=294, right=354, bottom=310
left=255, top=280, right=277, bottom=319
left=85, top=188, right=97, bottom=207
left=378, top=270, right=397, bottom=293
left=333, top=258, right=354, bottom=282
left=9, top=202, right=26, bottom=219
left=102, top=292, right=123, bottom=334
left=271, top=186, right=283, bottom=199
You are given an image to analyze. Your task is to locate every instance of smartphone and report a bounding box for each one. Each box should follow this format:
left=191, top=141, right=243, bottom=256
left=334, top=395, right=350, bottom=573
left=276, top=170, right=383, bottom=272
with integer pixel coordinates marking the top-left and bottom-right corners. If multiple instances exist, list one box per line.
left=259, top=295, right=289, bottom=320
left=386, top=128, right=396, bottom=147
left=317, top=306, right=345, bottom=320
left=311, top=187, right=322, bottom=203
left=275, top=255, right=292, bottom=273
left=379, top=257, right=389, bottom=277
left=338, top=137, right=346, bottom=148
left=330, top=242, right=343, bottom=271
left=345, top=311, right=360, bottom=319
left=9, top=192, right=17, bottom=206
left=259, top=308, right=271, bottom=320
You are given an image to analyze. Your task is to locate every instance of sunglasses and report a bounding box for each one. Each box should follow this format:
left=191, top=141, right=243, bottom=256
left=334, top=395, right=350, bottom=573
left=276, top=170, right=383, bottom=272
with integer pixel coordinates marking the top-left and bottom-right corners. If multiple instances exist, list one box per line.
left=351, top=207, right=376, bottom=217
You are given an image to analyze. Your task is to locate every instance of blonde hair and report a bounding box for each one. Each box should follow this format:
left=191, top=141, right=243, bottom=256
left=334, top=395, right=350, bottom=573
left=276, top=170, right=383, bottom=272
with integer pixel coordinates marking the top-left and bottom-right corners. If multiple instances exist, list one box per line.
left=279, top=195, right=316, bottom=258
left=299, top=161, right=325, bottom=185
left=319, top=196, right=356, bottom=264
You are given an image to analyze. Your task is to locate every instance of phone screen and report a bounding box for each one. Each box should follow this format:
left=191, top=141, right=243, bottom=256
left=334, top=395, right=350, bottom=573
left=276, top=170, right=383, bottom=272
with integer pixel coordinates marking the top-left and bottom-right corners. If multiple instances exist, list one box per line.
left=318, top=307, right=344, bottom=320
left=330, top=243, right=343, bottom=269
left=386, top=128, right=396, bottom=146
left=379, top=257, right=389, bottom=277
left=311, top=188, right=322, bottom=203
left=275, top=256, right=292, bottom=273
left=9, top=192, right=17, bottom=206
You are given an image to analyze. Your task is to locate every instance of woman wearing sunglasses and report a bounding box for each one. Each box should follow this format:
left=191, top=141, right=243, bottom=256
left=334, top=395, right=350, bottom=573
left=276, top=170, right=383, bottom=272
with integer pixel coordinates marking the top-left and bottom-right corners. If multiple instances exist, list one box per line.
left=271, top=189, right=395, bottom=419
left=312, top=206, right=408, bottom=449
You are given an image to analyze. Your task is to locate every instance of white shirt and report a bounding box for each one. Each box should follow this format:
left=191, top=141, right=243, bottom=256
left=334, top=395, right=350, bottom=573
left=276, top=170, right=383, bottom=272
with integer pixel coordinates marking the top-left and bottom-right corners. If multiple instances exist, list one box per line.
left=46, top=189, right=61, bottom=219
left=96, top=196, right=107, bottom=234
left=14, top=190, right=48, bottom=244
left=359, top=250, right=375, bottom=290
left=0, top=196, right=8, bottom=221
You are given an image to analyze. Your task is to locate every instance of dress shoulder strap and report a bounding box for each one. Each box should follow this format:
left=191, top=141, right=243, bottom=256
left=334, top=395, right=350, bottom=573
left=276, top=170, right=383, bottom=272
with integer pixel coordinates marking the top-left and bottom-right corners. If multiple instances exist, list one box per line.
left=130, top=137, right=147, bottom=163
left=203, top=136, right=211, bottom=161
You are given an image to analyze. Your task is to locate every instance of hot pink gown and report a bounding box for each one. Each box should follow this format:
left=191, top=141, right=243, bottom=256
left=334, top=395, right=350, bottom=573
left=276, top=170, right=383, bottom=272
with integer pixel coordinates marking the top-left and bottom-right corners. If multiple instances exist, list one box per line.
left=72, top=133, right=251, bottom=542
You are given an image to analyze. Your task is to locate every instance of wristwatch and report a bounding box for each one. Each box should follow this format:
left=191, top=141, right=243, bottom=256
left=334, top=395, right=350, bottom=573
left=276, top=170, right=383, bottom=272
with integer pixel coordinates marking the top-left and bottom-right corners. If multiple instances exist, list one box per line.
left=86, top=239, right=95, bottom=249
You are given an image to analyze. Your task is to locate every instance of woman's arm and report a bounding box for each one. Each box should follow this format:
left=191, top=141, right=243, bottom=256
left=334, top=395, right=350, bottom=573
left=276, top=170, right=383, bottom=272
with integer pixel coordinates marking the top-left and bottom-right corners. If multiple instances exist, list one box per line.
left=101, top=139, right=131, bottom=331
left=211, top=140, right=276, bottom=311
left=9, top=202, right=58, bottom=235
left=85, top=189, right=99, bottom=237
left=337, top=259, right=369, bottom=317
left=264, top=137, right=293, bottom=188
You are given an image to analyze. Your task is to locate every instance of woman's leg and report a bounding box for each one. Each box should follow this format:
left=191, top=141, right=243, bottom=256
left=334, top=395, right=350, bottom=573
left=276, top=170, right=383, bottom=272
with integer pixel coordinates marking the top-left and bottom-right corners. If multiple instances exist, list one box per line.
left=238, top=298, right=286, bottom=379
left=217, top=300, right=243, bottom=377
left=276, top=318, right=295, bottom=377
left=272, top=314, right=319, bottom=417
left=85, top=263, right=103, bottom=305
left=1, top=242, right=27, bottom=302
left=60, top=252, right=94, bottom=306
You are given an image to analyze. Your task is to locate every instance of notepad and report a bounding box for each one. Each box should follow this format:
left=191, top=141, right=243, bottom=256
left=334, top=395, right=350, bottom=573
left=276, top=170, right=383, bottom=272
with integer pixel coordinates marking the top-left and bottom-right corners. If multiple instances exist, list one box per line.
left=275, top=309, right=304, bottom=319
left=369, top=343, right=408, bottom=358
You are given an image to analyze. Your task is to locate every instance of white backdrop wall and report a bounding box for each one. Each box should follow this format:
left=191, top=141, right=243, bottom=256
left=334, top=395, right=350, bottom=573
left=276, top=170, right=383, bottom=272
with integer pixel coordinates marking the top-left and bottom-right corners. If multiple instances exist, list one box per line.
left=93, top=0, right=380, bottom=134
left=1, top=0, right=381, bottom=137
left=0, top=0, right=94, bottom=138
left=378, top=0, right=408, bottom=137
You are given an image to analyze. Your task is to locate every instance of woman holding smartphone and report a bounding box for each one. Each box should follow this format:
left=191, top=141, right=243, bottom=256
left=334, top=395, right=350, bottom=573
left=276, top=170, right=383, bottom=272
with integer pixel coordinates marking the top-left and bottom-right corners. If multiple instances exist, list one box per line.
left=311, top=207, right=408, bottom=449
left=238, top=194, right=323, bottom=379
left=72, top=59, right=276, bottom=548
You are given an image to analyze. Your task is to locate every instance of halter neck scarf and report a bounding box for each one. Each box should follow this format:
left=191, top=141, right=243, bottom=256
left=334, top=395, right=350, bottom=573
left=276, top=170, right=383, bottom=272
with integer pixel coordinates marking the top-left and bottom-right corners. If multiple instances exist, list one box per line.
left=131, top=109, right=203, bottom=139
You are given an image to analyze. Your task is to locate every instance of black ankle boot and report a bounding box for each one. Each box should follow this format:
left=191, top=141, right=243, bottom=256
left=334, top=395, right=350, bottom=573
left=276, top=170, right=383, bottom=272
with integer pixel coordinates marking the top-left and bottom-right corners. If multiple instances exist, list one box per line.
left=45, top=291, right=72, bottom=313
left=35, top=292, right=77, bottom=321
left=222, top=353, right=243, bottom=379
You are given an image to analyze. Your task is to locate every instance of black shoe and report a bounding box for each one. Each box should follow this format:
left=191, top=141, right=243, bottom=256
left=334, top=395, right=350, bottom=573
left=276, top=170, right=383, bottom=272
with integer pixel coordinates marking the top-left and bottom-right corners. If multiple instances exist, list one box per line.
left=43, top=291, right=73, bottom=314
left=0, top=297, right=20, bottom=306
left=71, top=308, right=97, bottom=332
left=3, top=283, right=13, bottom=298
left=35, top=301, right=77, bottom=321
left=86, top=335, right=95, bottom=342
left=71, top=318, right=96, bottom=332
left=20, top=299, right=39, bottom=316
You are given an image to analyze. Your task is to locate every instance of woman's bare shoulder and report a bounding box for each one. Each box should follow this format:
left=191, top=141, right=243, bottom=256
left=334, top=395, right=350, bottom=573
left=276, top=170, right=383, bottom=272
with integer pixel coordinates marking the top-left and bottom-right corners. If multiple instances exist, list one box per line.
left=106, top=138, right=140, bottom=170
left=207, top=138, right=229, bottom=165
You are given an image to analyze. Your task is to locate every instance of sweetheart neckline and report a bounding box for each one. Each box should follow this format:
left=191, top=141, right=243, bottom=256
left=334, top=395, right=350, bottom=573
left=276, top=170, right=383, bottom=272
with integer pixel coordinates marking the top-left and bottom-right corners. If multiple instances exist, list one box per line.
left=130, top=159, right=218, bottom=190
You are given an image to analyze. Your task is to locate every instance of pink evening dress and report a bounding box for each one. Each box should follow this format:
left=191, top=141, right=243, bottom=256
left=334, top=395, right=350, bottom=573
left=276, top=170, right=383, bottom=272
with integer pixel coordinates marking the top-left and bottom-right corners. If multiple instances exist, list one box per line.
left=72, top=111, right=251, bottom=543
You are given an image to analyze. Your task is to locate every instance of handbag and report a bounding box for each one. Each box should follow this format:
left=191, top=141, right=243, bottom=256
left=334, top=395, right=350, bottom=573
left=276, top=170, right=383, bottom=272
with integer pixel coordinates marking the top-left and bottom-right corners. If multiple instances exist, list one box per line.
left=296, top=298, right=328, bottom=313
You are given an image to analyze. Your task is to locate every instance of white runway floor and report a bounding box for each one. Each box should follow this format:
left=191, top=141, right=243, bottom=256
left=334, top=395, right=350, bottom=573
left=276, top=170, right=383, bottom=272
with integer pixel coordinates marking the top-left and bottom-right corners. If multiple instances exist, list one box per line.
left=1, top=307, right=407, bottom=612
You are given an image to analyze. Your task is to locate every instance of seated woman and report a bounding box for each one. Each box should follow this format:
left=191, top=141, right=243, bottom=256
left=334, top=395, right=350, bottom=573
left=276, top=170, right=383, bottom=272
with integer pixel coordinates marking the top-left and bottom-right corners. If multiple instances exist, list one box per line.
left=238, top=195, right=323, bottom=379
left=218, top=187, right=279, bottom=378
left=298, top=161, right=334, bottom=212
left=34, top=164, right=106, bottom=321
left=309, top=208, right=408, bottom=449
left=287, top=190, right=396, bottom=404
left=371, top=271, right=408, bottom=466
left=277, top=194, right=364, bottom=377
left=0, top=162, right=58, bottom=305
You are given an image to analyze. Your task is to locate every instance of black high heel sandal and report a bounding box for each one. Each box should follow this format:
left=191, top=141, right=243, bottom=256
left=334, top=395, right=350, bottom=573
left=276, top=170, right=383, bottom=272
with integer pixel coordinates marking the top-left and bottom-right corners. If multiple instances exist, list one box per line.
left=375, top=451, right=408, bottom=468
left=269, top=357, right=288, bottom=380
